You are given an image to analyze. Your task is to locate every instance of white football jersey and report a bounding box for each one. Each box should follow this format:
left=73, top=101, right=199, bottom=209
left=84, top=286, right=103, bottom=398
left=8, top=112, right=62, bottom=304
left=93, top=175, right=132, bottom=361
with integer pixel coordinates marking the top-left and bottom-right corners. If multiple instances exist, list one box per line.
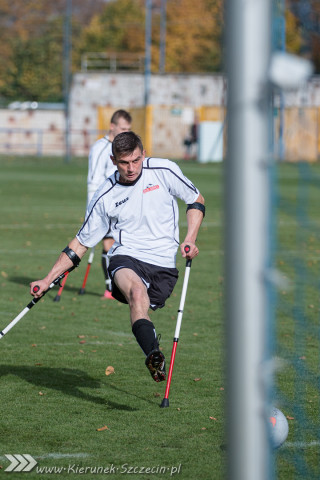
left=87, top=135, right=116, bottom=204
left=77, top=157, right=200, bottom=268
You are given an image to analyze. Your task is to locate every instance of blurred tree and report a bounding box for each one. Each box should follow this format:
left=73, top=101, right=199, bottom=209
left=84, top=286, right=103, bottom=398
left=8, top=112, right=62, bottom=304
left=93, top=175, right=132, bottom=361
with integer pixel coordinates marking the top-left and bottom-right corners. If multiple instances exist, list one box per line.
left=287, top=0, right=320, bottom=71
left=75, top=0, right=145, bottom=65
left=164, top=0, right=223, bottom=72
left=0, top=0, right=318, bottom=103
left=286, top=9, right=303, bottom=54
left=77, top=0, right=223, bottom=73
left=0, top=0, right=106, bottom=103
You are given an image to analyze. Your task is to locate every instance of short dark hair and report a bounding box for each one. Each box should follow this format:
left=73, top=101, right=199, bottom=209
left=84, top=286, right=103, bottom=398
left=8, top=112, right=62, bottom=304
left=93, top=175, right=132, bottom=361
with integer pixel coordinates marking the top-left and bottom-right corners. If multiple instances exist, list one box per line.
left=112, top=131, right=143, bottom=159
left=110, top=109, right=132, bottom=125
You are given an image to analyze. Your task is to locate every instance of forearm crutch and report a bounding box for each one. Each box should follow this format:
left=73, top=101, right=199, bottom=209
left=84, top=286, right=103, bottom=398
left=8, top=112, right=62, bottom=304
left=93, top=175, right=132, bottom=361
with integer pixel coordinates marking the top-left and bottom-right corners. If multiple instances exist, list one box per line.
left=0, top=267, right=74, bottom=339
left=161, top=246, right=192, bottom=408
left=53, top=270, right=70, bottom=302
left=78, top=247, right=95, bottom=295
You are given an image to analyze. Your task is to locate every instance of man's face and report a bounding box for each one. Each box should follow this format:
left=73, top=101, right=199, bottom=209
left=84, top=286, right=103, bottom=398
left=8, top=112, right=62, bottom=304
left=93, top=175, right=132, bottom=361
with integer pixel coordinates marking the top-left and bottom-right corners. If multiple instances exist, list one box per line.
left=111, top=147, right=145, bottom=183
left=110, top=118, right=131, bottom=138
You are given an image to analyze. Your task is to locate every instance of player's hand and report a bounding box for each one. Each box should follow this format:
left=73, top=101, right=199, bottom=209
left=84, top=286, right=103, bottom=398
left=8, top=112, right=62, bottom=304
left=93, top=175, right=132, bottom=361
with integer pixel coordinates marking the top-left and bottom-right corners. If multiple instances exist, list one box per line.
left=180, top=242, right=199, bottom=259
left=30, top=280, right=49, bottom=298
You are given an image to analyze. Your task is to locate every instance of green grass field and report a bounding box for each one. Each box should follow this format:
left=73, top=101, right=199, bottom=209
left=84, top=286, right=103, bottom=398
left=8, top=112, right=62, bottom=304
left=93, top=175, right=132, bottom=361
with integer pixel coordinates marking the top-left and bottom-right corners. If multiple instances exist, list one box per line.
left=272, top=163, right=320, bottom=479
left=0, top=157, right=222, bottom=479
left=2, top=156, right=320, bottom=479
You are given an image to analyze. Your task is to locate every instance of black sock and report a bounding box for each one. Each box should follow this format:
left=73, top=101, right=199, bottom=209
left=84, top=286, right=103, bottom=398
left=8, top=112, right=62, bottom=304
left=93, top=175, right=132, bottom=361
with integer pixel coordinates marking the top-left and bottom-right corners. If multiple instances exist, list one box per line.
left=132, top=319, right=159, bottom=356
left=101, top=250, right=111, bottom=290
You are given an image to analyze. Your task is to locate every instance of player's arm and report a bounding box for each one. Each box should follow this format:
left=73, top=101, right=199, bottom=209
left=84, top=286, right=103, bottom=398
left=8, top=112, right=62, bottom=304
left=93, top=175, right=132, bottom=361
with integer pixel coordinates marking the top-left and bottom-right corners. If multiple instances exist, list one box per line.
left=180, top=193, right=205, bottom=259
left=30, top=238, right=88, bottom=298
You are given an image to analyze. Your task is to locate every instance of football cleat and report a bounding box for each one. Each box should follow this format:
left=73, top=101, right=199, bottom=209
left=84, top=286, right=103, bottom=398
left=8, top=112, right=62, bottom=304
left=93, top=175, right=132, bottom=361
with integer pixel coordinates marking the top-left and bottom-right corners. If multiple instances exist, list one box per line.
left=145, top=349, right=166, bottom=382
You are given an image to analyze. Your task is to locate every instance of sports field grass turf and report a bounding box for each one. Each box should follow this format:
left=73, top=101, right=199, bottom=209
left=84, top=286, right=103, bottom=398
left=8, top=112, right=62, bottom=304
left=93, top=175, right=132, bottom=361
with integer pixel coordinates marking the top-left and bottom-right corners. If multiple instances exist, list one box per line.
left=2, top=156, right=320, bottom=479
left=0, top=156, right=222, bottom=478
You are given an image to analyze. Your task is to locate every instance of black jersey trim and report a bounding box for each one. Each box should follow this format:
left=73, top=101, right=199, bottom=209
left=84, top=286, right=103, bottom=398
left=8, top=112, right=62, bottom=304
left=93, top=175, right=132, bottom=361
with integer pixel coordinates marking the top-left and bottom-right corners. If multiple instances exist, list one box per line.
left=116, top=169, right=143, bottom=186
left=143, top=163, right=198, bottom=194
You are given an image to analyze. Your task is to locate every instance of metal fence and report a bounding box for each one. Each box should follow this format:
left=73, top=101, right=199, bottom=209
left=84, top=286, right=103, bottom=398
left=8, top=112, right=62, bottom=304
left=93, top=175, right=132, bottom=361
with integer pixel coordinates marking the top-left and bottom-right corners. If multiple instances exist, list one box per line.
left=0, top=106, right=320, bottom=160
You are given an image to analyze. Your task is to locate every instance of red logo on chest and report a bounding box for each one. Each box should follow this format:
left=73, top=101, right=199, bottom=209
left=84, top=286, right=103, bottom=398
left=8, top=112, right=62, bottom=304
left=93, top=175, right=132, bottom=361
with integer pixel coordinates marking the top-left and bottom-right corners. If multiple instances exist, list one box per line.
left=143, top=184, right=160, bottom=194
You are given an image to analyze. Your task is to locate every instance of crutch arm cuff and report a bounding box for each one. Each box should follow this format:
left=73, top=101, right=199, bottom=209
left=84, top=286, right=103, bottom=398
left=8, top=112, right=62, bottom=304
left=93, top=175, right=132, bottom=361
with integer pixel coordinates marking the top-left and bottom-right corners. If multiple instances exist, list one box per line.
left=62, top=246, right=81, bottom=267
left=186, top=202, right=205, bottom=217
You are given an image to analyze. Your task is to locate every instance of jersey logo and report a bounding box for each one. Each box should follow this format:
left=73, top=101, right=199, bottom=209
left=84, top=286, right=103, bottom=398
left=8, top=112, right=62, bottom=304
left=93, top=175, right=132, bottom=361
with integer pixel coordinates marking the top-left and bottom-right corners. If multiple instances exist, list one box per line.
left=115, top=197, right=129, bottom=207
left=143, top=184, right=159, bottom=194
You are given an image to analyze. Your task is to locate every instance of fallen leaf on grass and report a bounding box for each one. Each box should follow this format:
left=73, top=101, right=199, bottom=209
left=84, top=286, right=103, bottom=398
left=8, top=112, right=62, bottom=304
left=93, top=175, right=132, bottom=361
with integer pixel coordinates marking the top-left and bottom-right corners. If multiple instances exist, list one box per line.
left=96, top=425, right=109, bottom=431
left=105, top=366, right=115, bottom=376
left=210, top=417, right=217, bottom=421
left=79, top=340, right=86, bottom=344
left=193, top=378, right=202, bottom=382
left=39, top=392, right=45, bottom=396
left=153, top=392, right=161, bottom=397
left=1, top=271, right=8, bottom=278
left=78, top=335, right=86, bottom=338
left=287, top=416, right=294, bottom=420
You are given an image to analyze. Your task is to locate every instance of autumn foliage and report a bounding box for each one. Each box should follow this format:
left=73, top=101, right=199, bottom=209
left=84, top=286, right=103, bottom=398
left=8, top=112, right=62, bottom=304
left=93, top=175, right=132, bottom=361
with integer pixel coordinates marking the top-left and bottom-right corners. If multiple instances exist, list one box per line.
left=0, top=0, right=317, bottom=103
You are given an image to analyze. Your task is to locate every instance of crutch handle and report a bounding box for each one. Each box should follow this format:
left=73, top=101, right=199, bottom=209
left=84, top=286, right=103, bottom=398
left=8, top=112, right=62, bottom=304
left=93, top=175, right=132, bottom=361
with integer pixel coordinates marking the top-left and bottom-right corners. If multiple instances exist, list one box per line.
left=184, top=245, right=192, bottom=267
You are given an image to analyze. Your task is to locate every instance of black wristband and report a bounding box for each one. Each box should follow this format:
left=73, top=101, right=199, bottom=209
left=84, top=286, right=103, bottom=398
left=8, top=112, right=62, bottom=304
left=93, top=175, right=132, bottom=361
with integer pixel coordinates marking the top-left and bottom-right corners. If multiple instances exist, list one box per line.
left=62, top=246, right=81, bottom=267
left=186, top=202, right=205, bottom=217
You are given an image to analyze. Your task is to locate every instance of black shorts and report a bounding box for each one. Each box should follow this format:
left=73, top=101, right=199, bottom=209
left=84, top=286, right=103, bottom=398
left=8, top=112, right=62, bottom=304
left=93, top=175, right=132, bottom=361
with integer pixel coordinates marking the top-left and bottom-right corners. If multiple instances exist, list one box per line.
left=108, top=255, right=179, bottom=311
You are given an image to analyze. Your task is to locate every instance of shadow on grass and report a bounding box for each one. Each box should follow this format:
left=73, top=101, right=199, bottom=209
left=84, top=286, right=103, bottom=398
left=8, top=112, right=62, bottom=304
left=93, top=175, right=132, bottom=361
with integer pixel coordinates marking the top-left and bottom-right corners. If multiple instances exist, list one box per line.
left=0, top=365, right=138, bottom=411
left=9, top=275, right=101, bottom=298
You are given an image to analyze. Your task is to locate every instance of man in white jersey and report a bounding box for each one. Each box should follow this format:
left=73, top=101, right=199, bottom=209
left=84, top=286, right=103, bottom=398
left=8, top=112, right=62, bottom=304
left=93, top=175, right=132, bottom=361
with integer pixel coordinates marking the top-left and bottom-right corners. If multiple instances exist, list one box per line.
left=30, top=132, right=205, bottom=383
left=87, top=109, right=132, bottom=299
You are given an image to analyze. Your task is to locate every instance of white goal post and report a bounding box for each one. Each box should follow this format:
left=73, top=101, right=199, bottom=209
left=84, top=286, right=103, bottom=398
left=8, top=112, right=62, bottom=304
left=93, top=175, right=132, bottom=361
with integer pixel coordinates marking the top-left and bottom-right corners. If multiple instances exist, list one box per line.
left=225, top=0, right=273, bottom=479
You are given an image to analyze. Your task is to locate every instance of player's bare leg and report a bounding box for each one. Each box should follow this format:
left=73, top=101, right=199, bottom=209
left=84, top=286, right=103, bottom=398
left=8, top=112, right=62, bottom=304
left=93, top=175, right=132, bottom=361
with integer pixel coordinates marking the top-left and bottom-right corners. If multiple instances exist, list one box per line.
left=114, top=268, right=166, bottom=382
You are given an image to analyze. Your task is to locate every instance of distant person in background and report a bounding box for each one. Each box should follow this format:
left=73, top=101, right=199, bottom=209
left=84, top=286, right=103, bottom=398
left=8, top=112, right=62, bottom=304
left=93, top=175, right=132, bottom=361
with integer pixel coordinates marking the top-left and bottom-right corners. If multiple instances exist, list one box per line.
left=183, top=122, right=198, bottom=160
left=87, top=109, right=132, bottom=298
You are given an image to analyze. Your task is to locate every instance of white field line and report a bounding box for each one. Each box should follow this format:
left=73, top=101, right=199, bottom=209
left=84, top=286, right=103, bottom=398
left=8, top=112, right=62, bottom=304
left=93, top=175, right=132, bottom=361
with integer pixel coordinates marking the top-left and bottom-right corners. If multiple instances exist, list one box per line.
left=0, top=224, right=81, bottom=230
left=0, top=249, right=223, bottom=256
left=2, top=219, right=320, bottom=228
left=3, top=220, right=319, bottom=230
left=283, top=441, right=320, bottom=449
left=2, top=248, right=320, bottom=257
left=0, top=221, right=219, bottom=229
left=0, top=329, right=132, bottom=339
left=0, top=453, right=90, bottom=461
left=36, top=453, right=91, bottom=460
